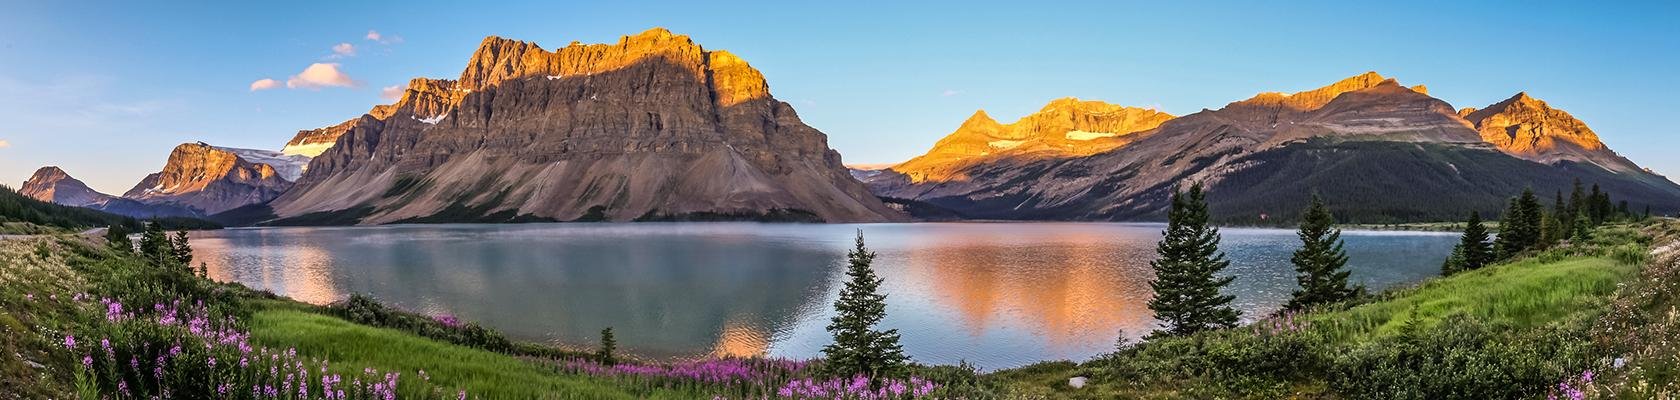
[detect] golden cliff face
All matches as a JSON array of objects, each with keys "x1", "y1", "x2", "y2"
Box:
[
  {"x1": 272, "y1": 27, "x2": 902, "y2": 223},
  {"x1": 122, "y1": 143, "x2": 293, "y2": 215},
  {"x1": 1460, "y1": 92, "x2": 1637, "y2": 171},
  {"x1": 892, "y1": 98, "x2": 1174, "y2": 183}
]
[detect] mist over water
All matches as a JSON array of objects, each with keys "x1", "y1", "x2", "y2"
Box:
[{"x1": 192, "y1": 222, "x2": 1456, "y2": 370}]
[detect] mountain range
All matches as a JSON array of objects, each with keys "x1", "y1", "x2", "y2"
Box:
[
  {"x1": 859, "y1": 72, "x2": 1680, "y2": 223},
  {"x1": 18, "y1": 30, "x2": 1680, "y2": 225}
]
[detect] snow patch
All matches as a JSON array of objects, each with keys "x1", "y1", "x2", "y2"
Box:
[
  {"x1": 413, "y1": 114, "x2": 447, "y2": 124},
  {"x1": 280, "y1": 142, "x2": 335, "y2": 158},
  {"x1": 1065, "y1": 130, "x2": 1118, "y2": 141},
  {"x1": 213, "y1": 146, "x2": 311, "y2": 181},
  {"x1": 988, "y1": 140, "x2": 1025, "y2": 149}
]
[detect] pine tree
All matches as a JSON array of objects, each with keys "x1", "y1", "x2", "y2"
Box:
[
  {"x1": 1457, "y1": 212, "x2": 1494, "y2": 271},
  {"x1": 1554, "y1": 191, "x2": 1572, "y2": 237},
  {"x1": 1496, "y1": 189, "x2": 1543, "y2": 259},
  {"x1": 1285, "y1": 195, "x2": 1357, "y2": 311},
  {"x1": 822, "y1": 231, "x2": 907, "y2": 380},
  {"x1": 1589, "y1": 184, "x2": 1608, "y2": 224},
  {"x1": 171, "y1": 230, "x2": 194, "y2": 268},
  {"x1": 1147, "y1": 183, "x2": 1240, "y2": 336},
  {"x1": 1573, "y1": 212, "x2": 1594, "y2": 242},
  {"x1": 104, "y1": 224, "x2": 133, "y2": 254},
  {"x1": 597, "y1": 327, "x2": 617, "y2": 365},
  {"x1": 1568, "y1": 179, "x2": 1585, "y2": 221},
  {"x1": 1441, "y1": 244, "x2": 1467, "y2": 276},
  {"x1": 1617, "y1": 200, "x2": 1630, "y2": 220},
  {"x1": 1644, "y1": 205, "x2": 1653, "y2": 221},
  {"x1": 138, "y1": 221, "x2": 176, "y2": 268}
]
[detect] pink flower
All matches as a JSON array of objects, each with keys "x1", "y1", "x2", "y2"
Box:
[{"x1": 63, "y1": 335, "x2": 75, "y2": 349}]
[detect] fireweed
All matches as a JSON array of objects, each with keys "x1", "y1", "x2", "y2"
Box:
[{"x1": 40, "y1": 292, "x2": 471, "y2": 399}]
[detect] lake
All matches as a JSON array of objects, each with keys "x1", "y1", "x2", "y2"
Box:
[{"x1": 191, "y1": 222, "x2": 1457, "y2": 370}]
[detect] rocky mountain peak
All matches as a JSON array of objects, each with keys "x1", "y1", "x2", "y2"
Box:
[
  {"x1": 19, "y1": 166, "x2": 102, "y2": 206},
  {"x1": 122, "y1": 142, "x2": 293, "y2": 215},
  {"x1": 1460, "y1": 92, "x2": 1634, "y2": 171},
  {"x1": 1242, "y1": 71, "x2": 1394, "y2": 111},
  {"x1": 889, "y1": 98, "x2": 1174, "y2": 183}
]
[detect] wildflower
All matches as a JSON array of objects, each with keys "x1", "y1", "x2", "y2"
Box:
[
  {"x1": 81, "y1": 355, "x2": 92, "y2": 369},
  {"x1": 63, "y1": 335, "x2": 75, "y2": 349}
]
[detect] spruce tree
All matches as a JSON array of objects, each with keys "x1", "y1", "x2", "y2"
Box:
[
  {"x1": 1147, "y1": 183, "x2": 1240, "y2": 336},
  {"x1": 1441, "y1": 244, "x2": 1467, "y2": 276},
  {"x1": 1568, "y1": 179, "x2": 1585, "y2": 220},
  {"x1": 104, "y1": 224, "x2": 133, "y2": 254},
  {"x1": 1456, "y1": 212, "x2": 1494, "y2": 271},
  {"x1": 171, "y1": 230, "x2": 193, "y2": 268},
  {"x1": 1495, "y1": 198, "x2": 1527, "y2": 259},
  {"x1": 1572, "y1": 212, "x2": 1594, "y2": 242},
  {"x1": 597, "y1": 327, "x2": 618, "y2": 365},
  {"x1": 1644, "y1": 205, "x2": 1653, "y2": 221},
  {"x1": 822, "y1": 231, "x2": 907, "y2": 380},
  {"x1": 1285, "y1": 195, "x2": 1357, "y2": 311},
  {"x1": 138, "y1": 221, "x2": 176, "y2": 268}
]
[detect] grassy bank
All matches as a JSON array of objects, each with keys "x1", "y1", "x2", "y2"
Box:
[{"x1": 2, "y1": 220, "x2": 1675, "y2": 399}]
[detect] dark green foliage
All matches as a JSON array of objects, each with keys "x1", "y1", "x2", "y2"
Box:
[
  {"x1": 1495, "y1": 189, "x2": 1544, "y2": 259},
  {"x1": 330, "y1": 294, "x2": 515, "y2": 353},
  {"x1": 170, "y1": 230, "x2": 193, "y2": 268},
  {"x1": 633, "y1": 208, "x2": 824, "y2": 223},
  {"x1": 262, "y1": 206, "x2": 376, "y2": 226},
  {"x1": 1198, "y1": 141, "x2": 1680, "y2": 224},
  {"x1": 1148, "y1": 183, "x2": 1240, "y2": 336},
  {"x1": 0, "y1": 185, "x2": 139, "y2": 230},
  {"x1": 821, "y1": 231, "x2": 908, "y2": 380},
  {"x1": 103, "y1": 224, "x2": 132, "y2": 254},
  {"x1": 137, "y1": 222, "x2": 179, "y2": 269},
  {"x1": 597, "y1": 327, "x2": 618, "y2": 365},
  {"x1": 1284, "y1": 195, "x2": 1358, "y2": 311},
  {"x1": 1328, "y1": 316, "x2": 1592, "y2": 399},
  {"x1": 1444, "y1": 212, "x2": 1495, "y2": 275}
]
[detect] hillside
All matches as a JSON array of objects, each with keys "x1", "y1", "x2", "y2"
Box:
[
  {"x1": 862, "y1": 72, "x2": 1680, "y2": 222},
  {"x1": 262, "y1": 28, "x2": 902, "y2": 225}
]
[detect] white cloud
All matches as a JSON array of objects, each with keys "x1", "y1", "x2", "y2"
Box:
[
  {"x1": 285, "y1": 63, "x2": 357, "y2": 89},
  {"x1": 0, "y1": 139, "x2": 10, "y2": 149},
  {"x1": 331, "y1": 43, "x2": 356, "y2": 57},
  {"x1": 365, "y1": 30, "x2": 403, "y2": 44},
  {"x1": 941, "y1": 89, "x2": 963, "y2": 97},
  {"x1": 249, "y1": 78, "x2": 280, "y2": 91},
  {"x1": 379, "y1": 84, "x2": 406, "y2": 101}
]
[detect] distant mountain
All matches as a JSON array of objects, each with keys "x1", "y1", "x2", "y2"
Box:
[
  {"x1": 262, "y1": 28, "x2": 901, "y2": 224},
  {"x1": 123, "y1": 142, "x2": 293, "y2": 215},
  {"x1": 891, "y1": 98, "x2": 1173, "y2": 184},
  {"x1": 18, "y1": 166, "x2": 201, "y2": 219},
  {"x1": 861, "y1": 72, "x2": 1680, "y2": 222}
]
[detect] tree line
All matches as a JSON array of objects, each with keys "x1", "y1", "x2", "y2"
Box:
[{"x1": 1442, "y1": 179, "x2": 1646, "y2": 275}]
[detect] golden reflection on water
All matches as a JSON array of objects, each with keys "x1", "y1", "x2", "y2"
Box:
[
  {"x1": 896, "y1": 226, "x2": 1156, "y2": 353},
  {"x1": 200, "y1": 233, "x2": 341, "y2": 305},
  {"x1": 710, "y1": 318, "x2": 771, "y2": 358}
]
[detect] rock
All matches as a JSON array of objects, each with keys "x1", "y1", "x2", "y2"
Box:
[
  {"x1": 18, "y1": 166, "x2": 201, "y2": 218},
  {"x1": 863, "y1": 72, "x2": 1680, "y2": 220},
  {"x1": 890, "y1": 98, "x2": 1173, "y2": 184},
  {"x1": 1461, "y1": 92, "x2": 1640, "y2": 172},
  {"x1": 268, "y1": 28, "x2": 902, "y2": 224},
  {"x1": 122, "y1": 142, "x2": 294, "y2": 215}
]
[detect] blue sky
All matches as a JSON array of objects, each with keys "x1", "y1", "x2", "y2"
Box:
[{"x1": 1, "y1": 1, "x2": 1677, "y2": 193}]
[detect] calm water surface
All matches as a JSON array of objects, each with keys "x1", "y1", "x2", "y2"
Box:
[{"x1": 192, "y1": 222, "x2": 1456, "y2": 370}]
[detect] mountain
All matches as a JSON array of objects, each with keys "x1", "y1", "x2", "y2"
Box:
[
  {"x1": 862, "y1": 72, "x2": 1680, "y2": 222},
  {"x1": 262, "y1": 28, "x2": 900, "y2": 224},
  {"x1": 17, "y1": 166, "x2": 201, "y2": 218},
  {"x1": 123, "y1": 142, "x2": 293, "y2": 215},
  {"x1": 1459, "y1": 92, "x2": 1641, "y2": 172},
  {"x1": 891, "y1": 98, "x2": 1173, "y2": 184}
]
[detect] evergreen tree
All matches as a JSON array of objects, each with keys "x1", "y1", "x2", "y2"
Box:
[
  {"x1": 1644, "y1": 205, "x2": 1653, "y2": 221},
  {"x1": 104, "y1": 224, "x2": 133, "y2": 254},
  {"x1": 1617, "y1": 200, "x2": 1630, "y2": 220},
  {"x1": 1572, "y1": 212, "x2": 1594, "y2": 242},
  {"x1": 1441, "y1": 244, "x2": 1467, "y2": 276},
  {"x1": 1495, "y1": 189, "x2": 1543, "y2": 259},
  {"x1": 1147, "y1": 183, "x2": 1240, "y2": 336},
  {"x1": 138, "y1": 221, "x2": 177, "y2": 268},
  {"x1": 1456, "y1": 212, "x2": 1494, "y2": 272},
  {"x1": 1589, "y1": 184, "x2": 1608, "y2": 224},
  {"x1": 1553, "y1": 191, "x2": 1572, "y2": 242},
  {"x1": 1284, "y1": 195, "x2": 1357, "y2": 311},
  {"x1": 1568, "y1": 179, "x2": 1585, "y2": 220},
  {"x1": 822, "y1": 231, "x2": 907, "y2": 380},
  {"x1": 597, "y1": 327, "x2": 617, "y2": 365},
  {"x1": 171, "y1": 230, "x2": 194, "y2": 268}
]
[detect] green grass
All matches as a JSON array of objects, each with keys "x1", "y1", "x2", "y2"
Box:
[
  {"x1": 247, "y1": 306, "x2": 693, "y2": 399},
  {"x1": 1316, "y1": 256, "x2": 1634, "y2": 343}
]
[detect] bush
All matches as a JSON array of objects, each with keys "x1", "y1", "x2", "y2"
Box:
[
  {"x1": 330, "y1": 294, "x2": 514, "y2": 353},
  {"x1": 1328, "y1": 315, "x2": 1592, "y2": 399}
]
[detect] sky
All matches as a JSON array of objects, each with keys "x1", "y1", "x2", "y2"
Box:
[{"x1": 1, "y1": 1, "x2": 1677, "y2": 194}]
